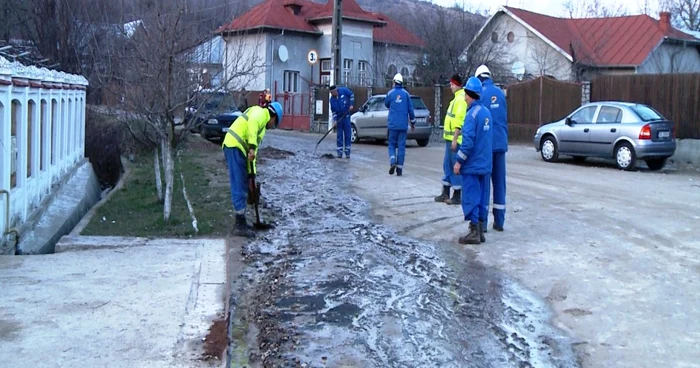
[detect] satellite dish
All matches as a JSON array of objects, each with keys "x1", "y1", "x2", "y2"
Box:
[
  {"x1": 511, "y1": 61, "x2": 525, "y2": 81},
  {"x1": 278, "y1": 45, "x2": 289, "y2": 62}
]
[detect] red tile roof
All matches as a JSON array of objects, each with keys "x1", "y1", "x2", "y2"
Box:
[
  {"x1": 504, "y1": 6, "x2": 698, "y2": 67},
  {"x1": 217, "y1": 0, "x2": 424, "y2": 48}
]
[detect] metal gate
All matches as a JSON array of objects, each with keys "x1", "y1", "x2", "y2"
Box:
[{"x1": 275, "y1": 92, "x2": 311, "y2": 131}]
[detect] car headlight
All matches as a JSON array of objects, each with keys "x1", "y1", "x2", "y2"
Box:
[{"x1": 207, "y1": 118, "x2": 218, "y2": 125}]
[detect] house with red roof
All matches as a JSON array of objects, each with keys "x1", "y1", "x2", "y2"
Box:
[
  {"x1": 465, "y1": 6, "x2": 700, "y2": 82},
  {"x1": 216, "y1": 0, "x2": 424, "y2": 93}
]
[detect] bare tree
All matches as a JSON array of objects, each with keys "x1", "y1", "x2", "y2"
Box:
[
  {"x1": 83, "y1": 0, "x2": 264, "y2": 222},
  {"x1": 530, "y1": 41, "x2": 567, "y2": 78},
  {"x1": 662, "y1": 0, "x2": 700, "y2": 31},
  {"x1": 648, "y1": 41, "x2": 697, "y2": 72},
  {"x1": 563, "y1": 0, "x2": 628, "y2": 18}
]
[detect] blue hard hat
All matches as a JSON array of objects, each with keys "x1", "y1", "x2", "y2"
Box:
[
  {"x1": 463, "y1": 76, "x2": 482, "y2": 95},
  {"x1": 269, "y1": 101, "x2": 283, "y2": 127}
]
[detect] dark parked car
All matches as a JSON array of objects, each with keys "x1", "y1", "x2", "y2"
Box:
[{"x1": 185, "y1": 90, "x2": 242, "y2": 140}]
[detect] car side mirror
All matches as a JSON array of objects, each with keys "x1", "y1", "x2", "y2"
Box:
[
  {"x1": 565, "y1": 117, "x2": 573, "y2": 126},
  {"x1": 360, "y1": 105, "x2": 367, "y2": 112}
]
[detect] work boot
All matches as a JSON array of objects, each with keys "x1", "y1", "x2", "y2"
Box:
[
  {"x1": 444, "y1": 189, "x2": 461, "y2": 205},
  {"x1": 233, "y1": 215, "x2": 255, "y2": 238},
  {"x1": 479, "y1": 221, "x2": 486, "y2": 243},
  {"x1": 458, "y1": 222, "x2": 481, "y2": 245},
  {"x1": 337, "y1": 151, "x2": 343, "y2": 158},
  {"x1": 389, "y1": 164, "x2": 396, "y2": 175},
  {"x1": 434, "y1": 186, "x2": 450, "y2": 202},
  {"x1": 396, "y1": 168, "x2": 403, "y2": 176},
  {"x1": 493, "y1": 224, "x2": 504, "y2": 232}
]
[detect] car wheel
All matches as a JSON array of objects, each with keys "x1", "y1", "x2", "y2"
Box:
[
  {"x1": 540, "y1": 135, "x2": 559, "y2": 162},
  {"x1": 572, "y1": 156, "x2": 586, "y2": 163},
  {"x1": 416, "y1": 138, "x2": 429, "y2": 147},
  {"x1": 351, "y1": 124, "x2": 358, "y2": 143},
  {"x1": 645, "y1": 158, "x2": 667, "y2": 171},
  {"x1": 615, "y1": 142, "x2": 637, "y2": 171}
]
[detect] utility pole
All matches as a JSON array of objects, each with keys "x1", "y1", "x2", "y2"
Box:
[{"x1": 331, "y1": 0, "x2": 342, "y2": 86}]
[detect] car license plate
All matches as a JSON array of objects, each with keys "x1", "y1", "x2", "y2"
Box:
[
  {"x1": 659, "y1": 131, "x2": 670, "y2": 138},
  {"x1": 222, "y1": 127, "x2": 228, "y2": 132}
]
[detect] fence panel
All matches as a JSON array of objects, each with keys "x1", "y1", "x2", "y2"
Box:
[
  {"x1": 591, "y1": 74, "x2": 700, "y2": 139},
  {"x1": 506, "y1": 77, "x2": 582, "y2": 142},
  {"x1": 275, "y1": 92, "x2": 311, "y2": 131}
]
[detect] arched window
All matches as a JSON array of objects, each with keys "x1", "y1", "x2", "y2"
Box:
[
  {"x1": 28, "y1": 100, "x2": 37, "y2": 178},
  {"x1": 10, "y1": 100, "x2": 22, "y2": 188},
  {"x1": 387, "y1": 64, "x2": 398, "y2": 78},
  {"x1": 51, "y1": 99, "x2": 58, "y2": 165},
  {"x1": 41, "y1": 100, "x2": 48, "y2": 171}
]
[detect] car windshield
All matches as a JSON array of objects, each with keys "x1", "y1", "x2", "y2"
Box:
[
  {"x1": 630, "y1": 104, "x2": 664, "y2": 122},
  {"x1": 202, "y1": 93, "x2": 237, "y2": 111},
  {"x1": 411, "y1": 97, "x2": 428, "y2": 110}
]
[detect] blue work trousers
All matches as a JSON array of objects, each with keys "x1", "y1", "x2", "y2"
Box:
[
  {"x1": 441, "y1": 141, "x2": 462, "y2": 190},
  {"x1": 461, "y1": 174, "x2": 490, "y2": 225},
  {"x1": 336, "y1": 117, "x2": 352, "y2": 156},
  {"x1": 388, "y1": 129, "x2": 407, "y2": 168},
  {"x1": 224, "y1": 147, "x2": 248, "y2": 215},
  {"x1": 483, "y1": 152, "x2": 506, "y2": 228}
]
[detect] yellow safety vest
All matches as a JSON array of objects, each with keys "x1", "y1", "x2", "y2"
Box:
[
  {"x1": 222, "y1": 106, "x2": 270, "y2": 174},
  {"x1": 443, "y1": 89, "x2": 468, "y2": 144}
]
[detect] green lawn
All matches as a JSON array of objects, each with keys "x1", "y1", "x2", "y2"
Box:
[{"x1": 81, "y1": 137, "x2": 234, "y2": 237}]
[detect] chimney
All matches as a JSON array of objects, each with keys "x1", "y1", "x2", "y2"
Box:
[{"x1": 659, "y1": 11, "x2": 671, "y2": 33}]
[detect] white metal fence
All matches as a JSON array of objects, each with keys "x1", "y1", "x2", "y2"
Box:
[{"x1": 0, "y1": 56, "x2": 88, "y2": 238}]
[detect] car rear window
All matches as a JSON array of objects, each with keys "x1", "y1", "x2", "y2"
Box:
[
  {"x1": 631, "y1": 104, "x2": 665, "y2": 122},
  {"x1": 411, "y1": 97, "x2": 428, "y2": 110}
]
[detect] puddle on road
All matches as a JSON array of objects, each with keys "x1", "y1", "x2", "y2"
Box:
[{"x1": 229, "y1": 139, "x2": 579, "y2": 368}]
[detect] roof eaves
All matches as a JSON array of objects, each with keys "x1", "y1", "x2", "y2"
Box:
[
  {"x1": 219, "y1": 26, "x2": 322, "y2": 36},
  {"x1": 374, "y1": 40, "x2": 423, "y2": 48},
  {"x1": 503, "y1": 7, "x2": 574, "y2": 62},
  {"x1": 307, "y1": 15, "x2": 385, "y2": 25},
  {"x1": 663, "y1": 36, "x2": 700, "y2": 45}
]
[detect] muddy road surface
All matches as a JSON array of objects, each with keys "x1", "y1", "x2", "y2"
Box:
[{"x1": 226, "y1": 138, "x2": 578, "y2": 368}]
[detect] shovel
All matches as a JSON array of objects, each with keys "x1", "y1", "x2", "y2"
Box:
[
  {"x1": 314, "y1": 111, "x2": 349, "y2": 154},
  {"x1": 248, "y1": 160, "x2": 274, "y2": 230}
]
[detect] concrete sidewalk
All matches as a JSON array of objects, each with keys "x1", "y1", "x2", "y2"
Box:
[{"x1": 0, "y1": 236, "x2": 227, "y2": 368}]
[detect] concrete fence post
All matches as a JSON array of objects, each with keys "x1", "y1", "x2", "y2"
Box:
[
  {"x1": 581, "y1": 81, "x2": 591, "y2": 104},
  {"x1": 434, "y1": 84, "x2": 442, "y2": 127}
]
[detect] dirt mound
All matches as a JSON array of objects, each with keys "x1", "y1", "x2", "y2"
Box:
[
  {"x1": 320, "y1": 153, "x2": 335, "y2": 159},
  {"x1": 259, "y1": 147, "x2": 296, "y2": 160}
]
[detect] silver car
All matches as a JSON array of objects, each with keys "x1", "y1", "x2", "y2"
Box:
[
  {"x1": 534, "y1": 101, "x2": 676, "y2": 171},
  {"x1": 350, "y1": 94, "x2": 432, "y2": 147}
]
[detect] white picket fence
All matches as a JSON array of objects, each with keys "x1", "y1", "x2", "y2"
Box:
[{"x1": 0, "y1": 56, "x2": 88, "y2": 238}]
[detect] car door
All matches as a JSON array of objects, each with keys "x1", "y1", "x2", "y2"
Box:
[
  {"x1": 354, "y1": 97, "x2": 379, "y2": 138},
  {"x1": 559, "y1": 105, "x2": 598, "y2": 154},
  {"x1": 366, "y1": 96, "x2": 389, "y2": 138},
  {"x1": 590, "y1": 105, "x2": 622, "y2": 157}
]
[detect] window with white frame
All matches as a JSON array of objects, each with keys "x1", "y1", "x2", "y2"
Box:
[
  {"x1": 283, "y1": 70, "x2": 300, "y2": 92},
  {"x1": 321, "y1": 60, "x2": 331, "y2": 72},
  {"x1": 343, "y1": 59, "x2": 352, "y2": 85},
  {"x1": 321, "y1": 75, "x2": 331, "y2": 86},
  {"x1": 358, "y1": 61, "x2": 369, "y2": 86}
]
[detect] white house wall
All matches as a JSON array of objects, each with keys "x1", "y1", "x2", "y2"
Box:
[
  {"x1": 638, "y1": 42, "x2": 700, "y2": 74},
  {"x1": 374, "y1": 44, "x2": 420, "y2": 83},
  {"x1": 267, "y1": 32, "x2": 321, "y2": 93},
  {"x1": 224, "y1": 33, "x2": 268, "y2": 91}
]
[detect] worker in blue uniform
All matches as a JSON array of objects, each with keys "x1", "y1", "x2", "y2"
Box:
[
  {"x1": 475, "y1": 65, "x2": 508, "y2": 232},
  {"x1": 384, "y1": 73, "x2": 416, "y2": 176},
  {"x1": 329, "y1": 85, "x2": 355, "y2": 158},
  {"x1": 454, "y1": 77, "x2": 492, "y2": 245}
]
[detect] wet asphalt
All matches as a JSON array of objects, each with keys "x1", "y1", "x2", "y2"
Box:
[{"x1": 227, "y1": 134, "x2": 580, "y2": 368}]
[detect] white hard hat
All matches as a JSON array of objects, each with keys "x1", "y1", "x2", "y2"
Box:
[
  {"x1": 475, "y1": 65, "x2": 491, "y2": 78},
  {"x1": 393, "y1": 73, "x2": 403, "y2": 84}
]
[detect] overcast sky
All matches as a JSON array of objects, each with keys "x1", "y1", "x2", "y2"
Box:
[{"x1": 429, "y1": 0, "x2": 663, "y2": 18}]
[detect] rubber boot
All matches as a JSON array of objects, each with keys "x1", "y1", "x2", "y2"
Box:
[
  {"x1": 458, "y1": 222, "x2": 481, "y2": 245},
  {"x1": 234, "y1": 214, "x2": 255, "y2": 238},
  {"x1": 389, "y1": 164, "x2": 396, "y2": 175},
  {"x1": 444, "y1": 189, "x2": 461, "y2": 205},
  {"x1": 434, "y1": 186, "x2": 450, "y2": 202},
  {"x1": 493, "y1": 224, "x2": 504, "y2": 232},
  {"x1": 479, "y1": 221, "x2": 486, "y2": 243},
  {"x1": 396, "y1": 168, "x2": 403, "y2": 176}
]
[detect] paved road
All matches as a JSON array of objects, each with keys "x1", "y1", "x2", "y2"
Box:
[{"x1": 269, "y1": 130, "x2": 700, "y2": 368}]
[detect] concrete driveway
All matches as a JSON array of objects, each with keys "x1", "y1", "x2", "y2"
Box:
[{"x1": 276, "y1": 130, "x2": 700, "y2": 368}]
